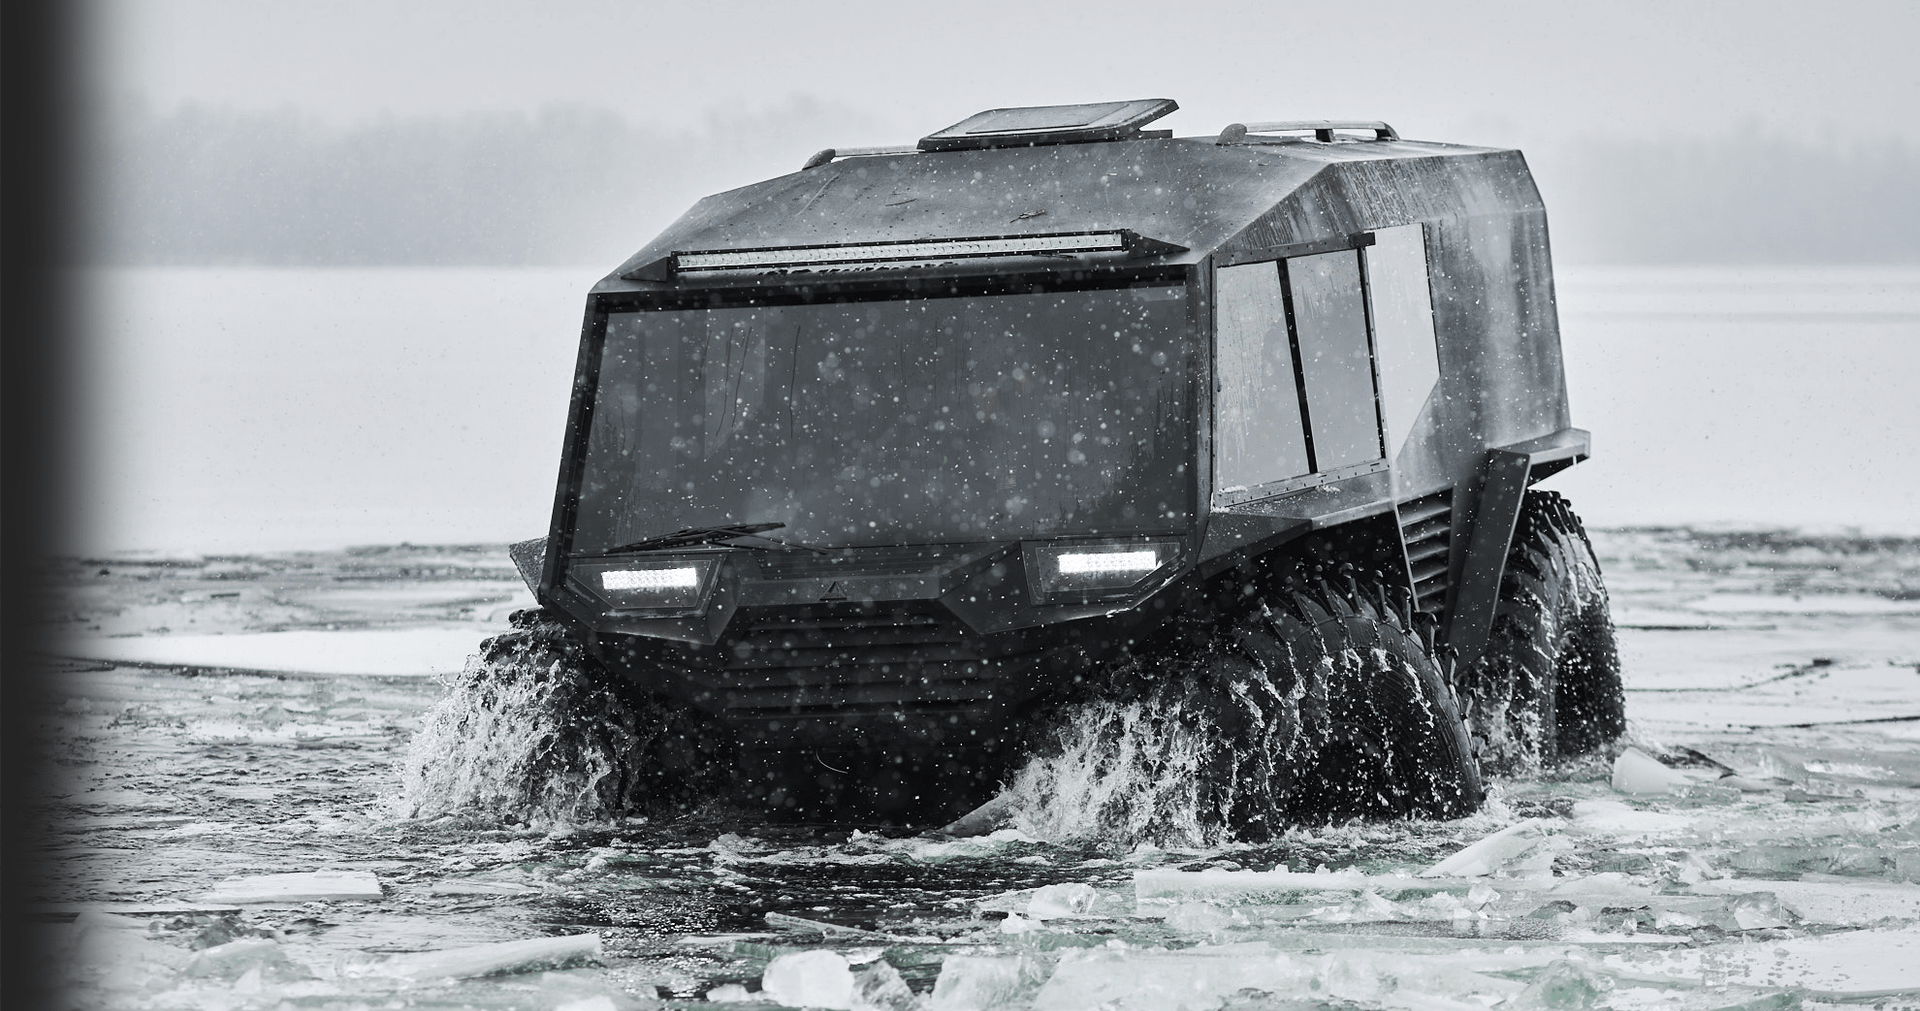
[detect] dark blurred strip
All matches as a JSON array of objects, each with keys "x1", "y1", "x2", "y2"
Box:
[{"x1": 2, "y1": 0, "x2": 81, "y2": 1003}]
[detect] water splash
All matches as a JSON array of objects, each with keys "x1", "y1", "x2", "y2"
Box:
[
  {"x1": 399, "y1": 612, "x2": 697, "y2": 825},
  {"x1": 1001, "y1": 687, "x2": 1227, "y2": 849},
  {"x1": 999, "y1": 590, "x2": 1481, "y2": 847}
]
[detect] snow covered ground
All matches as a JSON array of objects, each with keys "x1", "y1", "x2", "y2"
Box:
[{"x1": 32, "y1": 528, "x2": 1920, "y2": 1009}]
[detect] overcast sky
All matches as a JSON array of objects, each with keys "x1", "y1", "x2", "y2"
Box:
[{"x1": 89, "y1": 0, "x2": 1920, "y2": 152}]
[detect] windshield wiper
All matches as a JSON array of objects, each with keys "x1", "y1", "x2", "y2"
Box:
[{"x1": 599, "y1": 523, "x2": 826, "y2": 555}]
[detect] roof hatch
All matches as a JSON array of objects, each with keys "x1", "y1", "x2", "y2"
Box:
[{"x1": 918, "y1": 99, "x2": 1177, "y2": 152}]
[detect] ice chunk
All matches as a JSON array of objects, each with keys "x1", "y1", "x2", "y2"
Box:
[
  {"x1": 180, "y1": 938, "x2": 293, "y2": 980},
  {"x1": 1605, "y1": 923, "x2": 1920, "y2": 994},
  {"x1": 1610, "y1": 748, "x2": 1694, "y2": 795},
  {"x1": 200, "y1": 870, "x2": 383, "y2": 904},
  {"x1": 1032, "y1": 944, "x2": 1524, "y2": 1011},
  {"x1": 376, "y1": 934, "x2": 602, "y2": 980},
  {"x1": 938, "y1": 794, "x2": 1014, "y2": 837},
  {"x1": 1027, "y1": 882, "x2": 1098, "y2": 919},
  {"x1": 68, "y1": 911, "x2": 189, "y2": 985},
  {"x1": 929, "y1": 955, "x2": 1029, "y2": 1011},
  {"x1": 1420, "y1": 819, "x2": 1565, "y2": 878},
  {"x1": 1134, "y1": 867, "x2": 1375, "y2": 909},
  {"x1": 64, "y1": 628, "x2": 478, "y2": 677},
  {"x1": 1726, "y1": 891, "x2": 1794, "y2": 930},
  {"x1": 766, "y1": 910, "x2": 889, "y2": 940},
  {"x1": 761, "y1": 949, "x2": 855, "y2": 1010},
  {"x1": 1164, "y1": 901, "x2": 1240, "y2": 934},
  {"x1": 1568, "y1": 799, "x2": 1693, "y2": 838},
  {"x1": 852, "y1": 958, "x2": 917, "y2": 1011},
  {"x1": 998, "y1": 912, "x2": 1035, "y2": 934},
  {"x1": 1691, "y1": 878, "x2": 1920, "y2": 925},
  {"x1": 553, "y1": 998, "x2": 617, "y2": 1011},
  {"x1": 705, "y1": 983, "x2": 752, "y2": 1002},
  {"x1": 1505, "y1": 957, "x2": 1612, "y2": 1010},
  {"x1": 428, "y1": 878, "x2": 540, "y2": 895}
]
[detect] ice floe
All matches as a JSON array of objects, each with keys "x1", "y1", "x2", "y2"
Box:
[
  {"x1": 199, "y1": 870, "x2": 384, "y2": 904},
  {"x1": 61, "y1": 628, "x2": 478, "y2": 676}
]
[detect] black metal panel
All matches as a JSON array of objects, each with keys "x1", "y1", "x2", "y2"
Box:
[
  {"x1": 595, "y1": 140, "x2": 1490, "y2": 293},
  {"x1": 546, "y1": 113, "x2": 1587, "y2": 748}
]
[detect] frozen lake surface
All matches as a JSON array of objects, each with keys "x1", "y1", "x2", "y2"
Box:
[
  {"x1": 70, "y1": 265, "x2": 1920, "y2": 556},
  {"x1": 36, "y1": 529, "x2": 1920, "y2": 1009}
]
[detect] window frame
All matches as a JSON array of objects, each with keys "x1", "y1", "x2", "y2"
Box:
[{"x1": 1209, "y1": 233, "x2": 1391, "y2": 508}]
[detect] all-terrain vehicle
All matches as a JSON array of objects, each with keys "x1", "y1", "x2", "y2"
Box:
[{"x1": 489, "y1": 99, "x2": 1624, "y2": 827}]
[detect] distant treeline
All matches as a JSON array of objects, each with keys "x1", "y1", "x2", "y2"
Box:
[
  {"x1": 83, "y1": 98, "x2": 884, "y2": 268},
  {"x1": 84, "y1": 101, "x2": 1920, "y2": 266}
]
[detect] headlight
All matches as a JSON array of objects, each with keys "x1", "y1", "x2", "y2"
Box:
[
  {"x1": 1024, "y1": 540, "x2": 1180, "y2": 601},
  {"x1": 567, "y1": 555, "x2": 721, "y2": 614}
]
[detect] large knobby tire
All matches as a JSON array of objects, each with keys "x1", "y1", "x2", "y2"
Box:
[
  {"x1": 1243, "y1": 586, "x2": 1485, "y2": 826},
  {"x1": 401, "y1": 609, "x2": 726, "y2": 823},
  {"x1": 1469, "y1": 491, "x2": 1625, "y2": 772},
  {"x1": 1023, "y1": 583, "x2": 1483, "y2": 841}
]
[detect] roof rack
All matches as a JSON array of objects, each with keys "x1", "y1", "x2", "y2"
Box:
[{"x1": 1216, "y1": 120, "x2": 1399, "y2": 145}]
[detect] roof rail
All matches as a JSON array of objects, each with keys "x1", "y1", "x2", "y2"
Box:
[
  {"x1": 801, "y1": 145, "x2": 920, "y2": 170},
  {"x1": 1216, "y1": 120, "x2": 1399, "y2": 145}
]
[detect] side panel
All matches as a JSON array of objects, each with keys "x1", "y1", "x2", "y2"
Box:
[{"x1": 1213, "y1": 151, "x2": 1568, "y2": 504}]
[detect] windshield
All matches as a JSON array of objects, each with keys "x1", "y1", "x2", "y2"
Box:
[{"x1": 572, "y1": 283, "x2": 1191, "y2": 552}]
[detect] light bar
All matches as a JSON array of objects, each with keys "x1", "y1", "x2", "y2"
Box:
[
  {"x1": 601, "y1": 567, "x2": 700, "y2": 591},
  {"x1": 1057, "y1": 550, "x2": 1160, "y2": 575},
  {"x1": 674, "y1": 232, "x2": 1131, "y2": 272}
]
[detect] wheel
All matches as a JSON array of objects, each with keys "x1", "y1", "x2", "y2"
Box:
[
  {"x1": 1250, "y1": 585, "x2": 1485, "y2": 827},
  {"x1": 1468, "y1": 491, "x2": 1625, "y2": 771},
  {"x1": 400, "y1": 608, "x2": 725, "y2": 822},
  {"x1": 1008, "y1": 581, "x2": 1482, "y2": 842}
]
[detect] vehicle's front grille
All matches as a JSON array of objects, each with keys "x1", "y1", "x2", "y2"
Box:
[
  {"x1": 749, "y1": 544, "x2": 979, "y2": 581},
  {"x1": 681, "y1": 603, "x2": 1045, "y2": 730},
  {"x1": 1398, "y1": 489, "x2": 1454, "y2": 617}
]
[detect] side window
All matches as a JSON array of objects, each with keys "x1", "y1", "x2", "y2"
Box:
[
  {"x1": 1287, "y1": 249, "x2": 1385, "y2": 470},
  {"x1": 1212, "y1": 246, "x2": 1386, "y2": 503},
  {"x1": 1214, "y1": 262, "x2": 1310, "y2": 491},
  {"x1": 1364, "y1": 223, "x2": 1440, "y2": 461}
]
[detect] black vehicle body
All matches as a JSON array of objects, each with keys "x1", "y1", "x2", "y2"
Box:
[{"x1": 517, "y1": 102, "x2": 1588, "y2": 808}]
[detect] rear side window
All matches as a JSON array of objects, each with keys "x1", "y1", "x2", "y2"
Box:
[{"x1": 1212, "y1": 247, "x2": 1386, "y2": 504}]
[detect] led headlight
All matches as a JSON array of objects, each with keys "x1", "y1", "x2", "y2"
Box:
[
  {"x1": 1025, "y1": 540, "x2": 1179, "y2": 601},
  {"x1": 567, "y1": 555, "x2": 721, "y2": 614}
]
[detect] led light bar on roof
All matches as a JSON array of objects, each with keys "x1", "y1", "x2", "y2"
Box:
[{"x1": 673, "y1": 231, "x2": 1135, "y2": 272}]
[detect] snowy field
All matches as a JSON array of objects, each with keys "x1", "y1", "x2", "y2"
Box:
[{"x1": 35, "y1": 528, "x2": 1920, "y2": 1009}]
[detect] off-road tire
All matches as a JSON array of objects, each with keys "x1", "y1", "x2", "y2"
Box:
[
  {"x1": 1122, "y1": 584, "x2": 1482, "y2": 835},
  {"x1": 1469, "y1": 491, "x2": 1625, "y2": 771},
  {"x1": 1253, "y1": 585, "x2": 1483, "y2": 825},
  {"x1": 402, "y1": 608, "x2": 726, "y2": 822}
]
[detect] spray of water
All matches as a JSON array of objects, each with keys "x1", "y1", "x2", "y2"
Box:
[
  {"x1": 998, "y1": 641, "x2": 1311, "y2": 849},
  {"x1": 1000, "y1": 587, "x2": 1484, "y2": 848},
  {"x1": 399, "y1": 612, "x2": 701, "y2": 825},
  {"x1": 1001, "y1": 689, "x2": 1227, "y2": 849}
]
